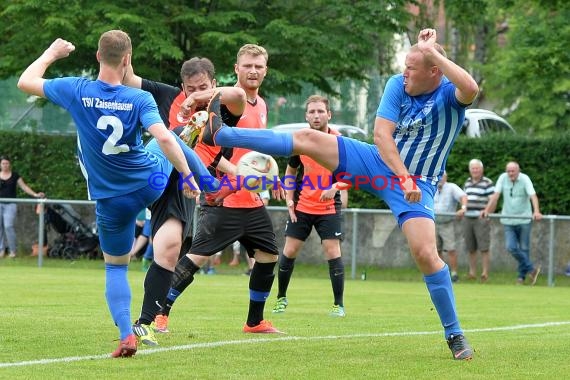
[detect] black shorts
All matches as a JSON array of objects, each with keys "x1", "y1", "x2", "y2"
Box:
[
  {"x1": 191, "y1": 206, "x2": 278, "y2": 256},
  {"x1": 149, "y1": 171, "x2": 195, "y2": 240},
  {"x1": 285, "y1": 210, "x2": 343, "y2": 242}
]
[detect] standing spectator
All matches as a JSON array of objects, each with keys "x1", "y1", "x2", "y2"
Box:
[
  {"x1": 483, "y1": 161, "x2": 542, "y2": 285},
  {"x1": 200, "y1": 28, "x2": 479, "y2": 360},
  {"x1": 272, "y1": 95, "x2": 348, "y2": 317},
  {"x1": 0, "y1": 155, "x2": 44, "y2": 258},
  {"x1": 229, "y1": 240, "x2": 244, "y2": 266},
  {"x1": 434, "y1": 171, "x2": 467, "y2": 283},
  {"x1": 463, "y1": 159, "x2": 494, "y2": 282},
  {"x1": 229, "y1": 240, "x2": 256, "y2": 275}
]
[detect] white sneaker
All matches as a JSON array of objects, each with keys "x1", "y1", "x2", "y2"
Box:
[{"x1": 8, "y1": 252, "x2": 16, "y2": 258}]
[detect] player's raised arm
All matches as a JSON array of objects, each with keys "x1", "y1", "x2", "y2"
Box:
[
  {"x1": 417, "y1": 28, "x2": 479, "y2": 105},
  {"x1": 18, "y1": 38, "x2": 76, "y2": 97}
]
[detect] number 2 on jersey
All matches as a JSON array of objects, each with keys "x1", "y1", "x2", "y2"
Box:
[{"x1": 97, "y1": 115, "x2": 130, "y2": 155}]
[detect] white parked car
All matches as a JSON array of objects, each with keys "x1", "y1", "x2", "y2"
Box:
[
  {"x1": 272, "y1": 123, "x2": 368, "y2": 140},
  {"x1": 272, "y1": 109, "x2": 513, "y2": 140},
  {"x1": 463, "y1": 109, "x2": 515, "y2": 137}
]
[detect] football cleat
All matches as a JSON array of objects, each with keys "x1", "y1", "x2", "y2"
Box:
[{"x1": 111, "y1": 334, "x2": 137, "y2": 358}]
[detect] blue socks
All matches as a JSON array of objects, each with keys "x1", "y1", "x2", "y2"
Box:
[
  {"x1": 424, "y1": 264, "x2": 462, "y2": 338},
  {"x1": 105, "y1": 263, "x2": 132, "y2": 340},
  {"x1": 145, "y1": 133, "x2": 219, "y2": 192},
  {"x1": 173, "y1": 134, "x2": 218, "y2": 192},
  {"x1": 216, "y1": 128, "x2": 293, "y2": 157}
]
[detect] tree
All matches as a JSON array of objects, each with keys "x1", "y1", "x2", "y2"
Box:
[
  {"x1": 409, "y1": 0, "x2": 569, "y2": 135},
  {"x1": 0, "y1": 0, "x2": 411, "y2": 96},
  {"x1": 482, "y1": 1, "x2": 570, "y2": 134}
]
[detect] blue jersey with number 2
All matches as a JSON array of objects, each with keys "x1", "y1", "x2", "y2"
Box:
[{"x1": 44, "y1": 77, "x2": 163, "y2": 199}]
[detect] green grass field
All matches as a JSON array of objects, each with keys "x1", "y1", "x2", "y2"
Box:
[{"x1": 1, "y1": 257, "x2": 570, "y2": 379}]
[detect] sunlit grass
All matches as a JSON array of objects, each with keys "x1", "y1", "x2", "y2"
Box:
[{"x1": 1, "y1": 258, "x2": 570, "y2": 379}]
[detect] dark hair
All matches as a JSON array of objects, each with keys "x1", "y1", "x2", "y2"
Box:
[
  {"x1": 180, "y1": 57, "x2": 215, "y2": 82},
  {"x1": 0, "y1": 155, "x2": 10, "y2": 162}
]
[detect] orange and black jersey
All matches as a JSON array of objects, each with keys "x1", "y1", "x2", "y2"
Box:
[
  {"x1": 288, "y1": 128, "x2": 342, "y2": 215},
  {"x1": 192, "y1": 102, "x2": 239, "y2": 177},
  {"x1": 141, "y1": 79, "x2": 182, "y2": 129},
  {"x1": 222, "y1": 96, "x2": 269, "y2": 209},
  {"x1": 141, "y1": 79, "x2": 239, "y2": 175}
]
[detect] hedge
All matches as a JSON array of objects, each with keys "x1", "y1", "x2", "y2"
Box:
[
  {"x1": 2, "y1": 131, "x2": 568, "y2": 215},
  {"x1": 0, "y1": 132, "x2": 86, "y2": 199},
  {"x1": 275, "y1": 132, "x2": 570, "y2": 214}
]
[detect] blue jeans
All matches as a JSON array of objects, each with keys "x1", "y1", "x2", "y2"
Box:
[
  {"x1": 0, "y1": 203, "x2": 18, "y2": 254},
  {"x1": 503, "y1": 223, "x2": 534, "y2": 279}
]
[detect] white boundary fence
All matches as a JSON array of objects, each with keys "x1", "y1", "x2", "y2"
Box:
[{"x1": 2, "y1": 198, "x2": 569, "y2": 287}]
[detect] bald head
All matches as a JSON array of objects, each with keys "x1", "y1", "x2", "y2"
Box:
[{"x1": 506, "y1": 161, "x2": 520, "y2": 181}]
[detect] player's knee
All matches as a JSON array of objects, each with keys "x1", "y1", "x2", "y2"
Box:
[
  {"x1": 410, "y1": 244, "x2": 437, "y2": 262},
  {"x1": 189, "y1": 254, "x2": 208, "y2": 267},
  {"x1": 292, "y1": 129, "x2": 318, "y2": 150},
  {"x1": 254, "y1": 250, "x2": 278, "y2": 263}
]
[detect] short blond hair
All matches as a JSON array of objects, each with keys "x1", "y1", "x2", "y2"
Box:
[
  {"x1": 236, "y1": 44, "x2": 268, "y2": 64},
  {"x1": 409, "y1": 43, "x2": 447, "y2": 66},
  {"x1": 98, "y1": 30, "x2": 131, "y2": 66},
  {"x1": 305, "y1": 95, "x2": 330, "y2": 112}
]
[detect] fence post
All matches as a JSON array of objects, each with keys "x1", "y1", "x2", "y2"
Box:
[
  {"x1": 350, "y1": 210, "x2": 358, "y2": 280},
  {"x1": 548, "y1": 217, "x2": 555, "y2": 287},
  {"x1": 37, "y1": 199, "x2": 45, "y2": 268}
]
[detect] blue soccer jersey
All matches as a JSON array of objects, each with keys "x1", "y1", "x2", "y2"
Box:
[
  {"x1": 377, "y1": 74, "x2": 466, "y2": 184},
  {"x1": 43, "y1": 78, "x2": 164, "y2": 199}
]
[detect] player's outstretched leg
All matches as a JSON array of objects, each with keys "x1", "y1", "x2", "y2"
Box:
[
  {"x1": 201, "y1": 91, "x2": 223, "y2": 146},
  {"x1": 201, "y1": 92, "x2": 293, "y2": 157}
]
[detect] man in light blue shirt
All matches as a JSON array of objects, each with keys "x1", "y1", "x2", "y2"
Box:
[{"x1": 484, "y1": 161, "x2": 542, "y2": 285}]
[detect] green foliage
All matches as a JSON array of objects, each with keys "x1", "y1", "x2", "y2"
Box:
[
  {"x1": 413, "y1": 0, "x2": 569, "y2": 135},
  {"x1": 0, "y1": 0, "x2": 410, "y2": 95},
  {"x1": 4, "y1": 131, "x2": 566, "y2": 214},
  {"x1": 483, "y1": 2, "x2": 570, "y2": 134},
  {"x1": 2, "y1": 264, "x2": 570, "y2": 378},
  {"x1": 447, "y1": 133, "x2": 570, "y2": 215},
  {"x1": 0, "y1": 131, "x2": 87, "y2": 199}
]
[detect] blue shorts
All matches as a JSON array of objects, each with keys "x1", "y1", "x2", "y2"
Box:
[
  {"x1": 145, "y1": 137, "x2": 175, "y2": 176},
  {"x1": 333, "y1": 136, "x2": 436, "y2": 227},
  {"x1": 96, "y1": 185, "x2": 163, "y2": 256},
  {"x1": 95, "y1": 146, "x2": 172, "y2": 256}
]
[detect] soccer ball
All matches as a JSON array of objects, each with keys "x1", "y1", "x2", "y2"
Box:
[
  {"x1": 236, "y1": 151, "x2": 280, "y2": 193},
  {"x1": 179, "y1": 110, "x2": 208, "y2": 148}
]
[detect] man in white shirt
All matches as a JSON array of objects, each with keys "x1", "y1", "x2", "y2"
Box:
[{"x1": 434, "y1": 172, "x2": 467, "y2": 282}]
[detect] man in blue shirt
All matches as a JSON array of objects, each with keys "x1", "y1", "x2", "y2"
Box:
[
  {"x1": 199, "y1": 28, "x2": 479, "y2": 360},
  {"x1": 17, "y1": 30, "x2": 219, "y2": 358}
]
